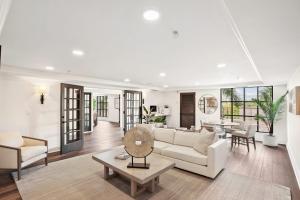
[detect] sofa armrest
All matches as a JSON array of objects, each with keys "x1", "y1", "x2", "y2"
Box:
[
  {"x1": 0, "y1": 145, "x2": 21, "y2": 169},
  {"x1": 22, "y1": 136, "x2": 48, "y2": 149},
  {"x1": 207, "y1": 139, "x2": 228, "y2": 178}
]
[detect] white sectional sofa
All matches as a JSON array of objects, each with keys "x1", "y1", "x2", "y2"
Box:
[{"x1": 137, "y1": 124, "x2": 228, "y2": 179}]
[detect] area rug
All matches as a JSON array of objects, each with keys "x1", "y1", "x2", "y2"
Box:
[{"x1": 13, "y1": 154, "x2": 291, "y2": 200}]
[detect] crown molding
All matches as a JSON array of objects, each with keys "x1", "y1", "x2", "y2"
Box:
[{"x1": 0, "y1": 65, "x2": 162, "y2": 91}]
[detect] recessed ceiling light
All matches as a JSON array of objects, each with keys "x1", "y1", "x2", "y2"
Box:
[
  {"x1": 163, "y1": 85, "x2": 168, "y2": 88},
  {"x1": 195, "y1": 82, "x2": 200, "y2": 86},
  {"x1": 143, "y1": 10, "x2": 160, "y2": 21},
  {"x1": 45, "y1": 66, "x2": 54, "y2": 71},
  {"x1": 159, "y1": 72, "x2": 166, "y2": 77},
  {"x1": 124, "y1": 78, "x2": 130, "y2": 82},
  {"x1": 72, "y1": 49, "x2": 85, "y2": 56},
  {"x1": 217, "y1": 63, "x2": 226, "y2": 68}
]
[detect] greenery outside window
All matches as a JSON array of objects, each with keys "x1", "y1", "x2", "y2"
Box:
[{"x1": 220, "y1": 86, "x2": 273, "y2": 133}]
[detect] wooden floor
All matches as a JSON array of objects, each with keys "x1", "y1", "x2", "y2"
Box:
[{"x1": 0, "y1": 121, "x2": 299, "y2": 200}]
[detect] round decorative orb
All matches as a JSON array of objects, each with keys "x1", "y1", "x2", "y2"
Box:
[{"x1": 123, "y1": 127, "x2": 154, "y2": 158}]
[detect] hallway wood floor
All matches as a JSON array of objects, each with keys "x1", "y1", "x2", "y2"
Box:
[{"x1": 0, "y1": 122, "x2": 299, "y2": 199}]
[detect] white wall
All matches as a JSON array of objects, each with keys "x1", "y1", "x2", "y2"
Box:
[
  {"x1": 0, "y1": 73, "x2": 60, "y2": 151},
  {"x1": 287, "y1": 66, "x2": 300, "y2": 188}
]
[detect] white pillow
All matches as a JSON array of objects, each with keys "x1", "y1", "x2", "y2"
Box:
[
  {"x1": 173, "y1": 131, "x2": 198, "y2": 147},
  {"x1": 193, "y1": 131, "x2": 215, "y2": 155},
  {"x1": 153, "y1": 128, "x2": 175, "y2": 144},
  {"x1": 0, "y1": 132, "x2": 24, "y2": 148},
  {"x1": 200, "y1": 128, "x2": 219, "y2": 143}
]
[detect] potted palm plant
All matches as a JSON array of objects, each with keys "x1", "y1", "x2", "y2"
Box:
[
  {"x1": 253, "y1": 88, "x2": 288, "y2": 147},
  {"x1": 142, "y1": 106, "x2": 155, "y2": 124}
]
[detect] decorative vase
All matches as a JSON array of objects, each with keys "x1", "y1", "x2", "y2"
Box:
[{"x1": 262, "y1": 134, "x2": 278, "y2": 147}]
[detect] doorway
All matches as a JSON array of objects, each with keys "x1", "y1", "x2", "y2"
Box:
[
  {"x1": 180, "y1": 92, "x2": 195, "y2": 129},
  {"x1": 124, "y1": 90, "x2": 142, "y2": 132}
]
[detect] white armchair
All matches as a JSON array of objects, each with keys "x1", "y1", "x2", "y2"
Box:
[{"x1": 0, "y1": 132, "x2": 48, "y2": 180}]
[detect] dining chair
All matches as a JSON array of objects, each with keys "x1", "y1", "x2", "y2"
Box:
[{"x1": 231, "y1": 124, "x2": 256, "y2": 152}]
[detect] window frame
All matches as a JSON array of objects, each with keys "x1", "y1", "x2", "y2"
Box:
[
  {"x1": 220, "y1": 86, "x2": 273, "y2": 133},
  {"x1": 97, "y1": 96, "x2": 108, "y2": 117}
]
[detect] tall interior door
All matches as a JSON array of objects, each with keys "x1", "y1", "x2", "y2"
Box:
[
  {"x1": 180, "y1": 92, "x2": 195, "y2": 129},
  {"x1": 84, "y1": 92, "x2": 92, "y2": 133},
  {"x1": 124, "y1": 90, "x2": 142, "y2": 132},
  {"x1": 60, "y1": 83, "x2": 84, "y2": 154}
]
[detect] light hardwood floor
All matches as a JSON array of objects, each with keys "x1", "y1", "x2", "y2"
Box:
[{"x1": 0, "y1": 121, "x2": 299, "y2": 199}]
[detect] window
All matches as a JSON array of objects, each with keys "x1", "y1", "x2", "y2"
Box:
[
  {"x1": 220, "y1": 86, "x2": 273, "y2": 133},
  {"x1": 97, "y1": 96, "x2": 108, "y2": 117}
]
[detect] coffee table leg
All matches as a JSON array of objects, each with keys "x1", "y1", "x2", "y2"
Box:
[
  {"x1": 104, "y1": 166, "x2": 109, "y2": 179},
  {"x1": 149, "y1": 179, "x2": 155, "y2": 192},
  {"x1": 131, "y1": 179, "x2": 137, "y2": 197}
]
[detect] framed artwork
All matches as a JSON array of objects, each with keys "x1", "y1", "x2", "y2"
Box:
[{"x1": 289, "y1": 86, "x2": 300, "y2": 115}]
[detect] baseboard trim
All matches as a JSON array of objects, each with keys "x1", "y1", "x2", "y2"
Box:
[{"x1": 287, "y1": 144, "x2": 300, "y2": 189}]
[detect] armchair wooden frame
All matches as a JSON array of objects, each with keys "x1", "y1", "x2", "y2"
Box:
[{"x1": 0, "y1": 136, "x2": 48, "y2": 180}]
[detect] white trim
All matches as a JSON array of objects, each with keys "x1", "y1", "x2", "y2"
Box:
[
  {"x1": 287, "y1": 143, "x2": 300, "y2": 189},
  {"x1": 220, "y1": 0, "x2": 263, "y2": 82}
]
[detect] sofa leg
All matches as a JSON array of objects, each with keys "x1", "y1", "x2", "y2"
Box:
[{"x1": 45, "y1": 157, "x2": 48, "y2": 166}]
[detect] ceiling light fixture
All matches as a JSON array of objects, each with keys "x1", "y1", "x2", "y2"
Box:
[
  {"x1": 143, "y1": 10, "x2": 160, "y2": 21},
  {"x1": 159, "y1": 72, "x2": 166, "y2": 77},
  {"x1": 217, "y1": 63, "x2": 226, "y2": 68},
  {"x1": 163, "y1": 85, "x2": 168, "y2": 88},
  {"x1": 195, "y1": 82, "x2": 200, "y2": 86},
  {"x1": 45, "y1": 66, "x2": 54, "y2": 71},
  {"x1": 124, "y1": 78, "x2": 131, "y2": 82},
  {"x1": 72, "y1": 49, "x2": 85, "y2": 56}
]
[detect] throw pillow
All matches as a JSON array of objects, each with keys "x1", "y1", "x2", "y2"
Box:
[{"x1": 193, "y1": 131, "x2": 215, "y2": 155}]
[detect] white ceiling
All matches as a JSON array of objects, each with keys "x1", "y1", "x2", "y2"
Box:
[{"x1": 0, "y1": 0, "x2": 299, "y2": 89}]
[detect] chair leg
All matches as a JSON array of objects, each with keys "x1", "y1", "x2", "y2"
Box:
[
  {"x1": 252, "y1": 137, "x2": 256, "y2": 150},
  {"x1": 231, "y1": 136, "x2": 234, "y2": 150},
  {"x1": 238, "y1": 137, "x2": 240, "y2": 146},
  {"x1": 17, "y1": 167, "x2": 21, "y2": 180},
  {"x1": 45, "y1": 157, "x2": 48, "y2": 166},
  {"x1": 246, "y1": 138, "x2": 249, "y2": 152}
]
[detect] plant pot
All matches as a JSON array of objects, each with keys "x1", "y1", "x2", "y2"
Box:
[
  {"x1": 155, "y1": 123, "x2": 164, "y2": 128},
  {"x1": 262, "y1": 134, "x2": 278, "y2": 147}
]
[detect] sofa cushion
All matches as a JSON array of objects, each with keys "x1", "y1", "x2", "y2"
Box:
[
  {"x1": 193, "y1": 131, "x2": 215, "y2": 155},
  {"x1": 136, "y1": 124, "x2": 155, "y2": 135},
  {"x1": 153, "y1": 141, "x2": 172, "y2": 154},
  {"x1": 21, "y1": 146, "x2": 47, "y2": 161},
  {"x1": 0, "y1": 132, "x2": 24, "y2": 148},
  {"x1": 161, "y1": 145, "x2": 207, "y2": 166},
  {"x1": 153, "y1": 128, "x2": 175, "y2": 144},
  {"x1": 173, "y1": 131, "x2": 199, "y2": 147}
]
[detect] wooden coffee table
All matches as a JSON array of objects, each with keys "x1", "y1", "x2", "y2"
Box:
[{"x1": 92, "y1": 147, "x2": 175, "y2": 197}]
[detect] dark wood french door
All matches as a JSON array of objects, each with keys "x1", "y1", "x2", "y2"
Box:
[
  {"x1": 60, "y1": 83, "x2": 84, "y2": 154},
  {"x1": 84, "y1": 92, "x2": 92, "y2": 133},
  {"x1": 180, "y1": 92, "x2": 195, "y2": 129},
  {"x1": 124, "y1": 90, "x2": 142, "y2": 132}
]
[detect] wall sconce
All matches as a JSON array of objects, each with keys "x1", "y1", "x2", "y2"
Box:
[{"x1": 38, "y1": 86, "x2": 47, "y2": 104}]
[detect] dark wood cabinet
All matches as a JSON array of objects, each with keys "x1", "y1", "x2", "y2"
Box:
[{"x1": 180, "y1": 93, "x2": 195, "y2": 129}]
